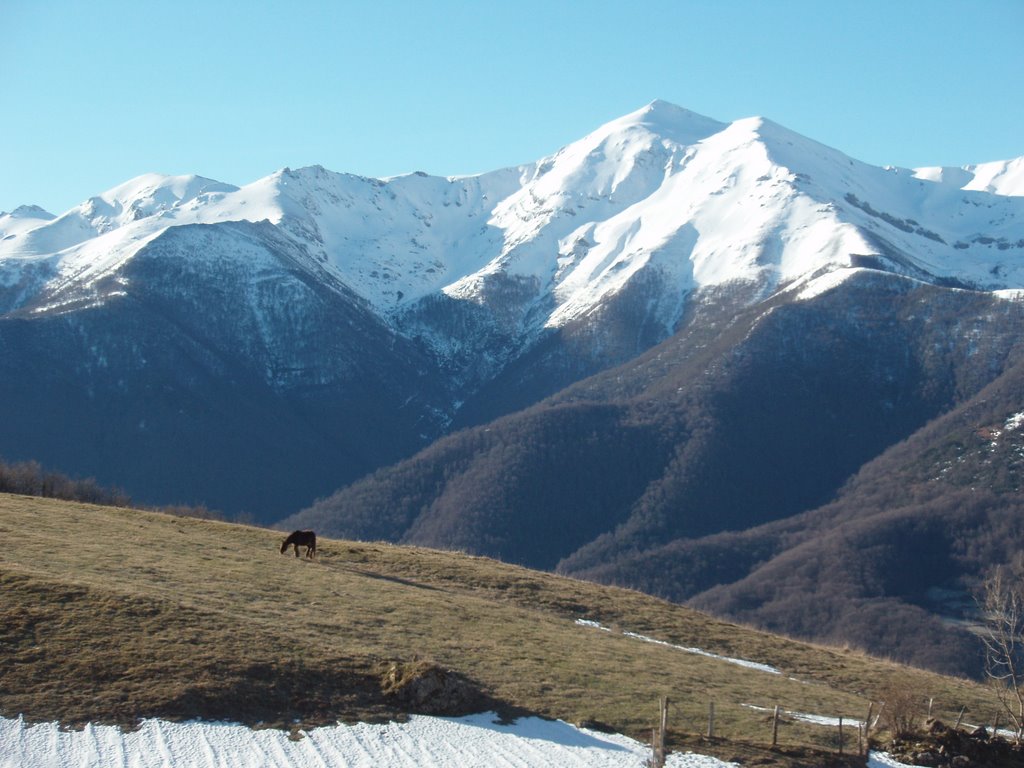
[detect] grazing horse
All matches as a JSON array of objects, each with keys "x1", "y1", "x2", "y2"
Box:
[{"x1": 281, "y1": 530, "x2": 316, "y2": 559}]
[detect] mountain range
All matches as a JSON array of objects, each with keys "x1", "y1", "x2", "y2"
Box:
[{"x1": 3, "y1": 100, "x2": 1023, "y2": 674}]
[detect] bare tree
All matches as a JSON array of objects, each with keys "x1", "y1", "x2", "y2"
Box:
[{"x1": 980, "y1": 563, "x2": 1024, "y2": 742}]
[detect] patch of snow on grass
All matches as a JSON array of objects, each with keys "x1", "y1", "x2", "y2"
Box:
[
  {"x1": 868, "y1": 751, "x2": 926, "y2": 767},
  {"x1": 741, "y1": 703, "x2": 862, "y2": 728},
  {"x1": 740, "y1": 708, "x2": 908, "y2": 768},
  {"x1": 0, "y1": 713, "x2": 739, "y2": 768},
  {"x1": 575, "y1": 618, "x2": 612, "y2": 631},
  {"x1": 576, "y1": 619, "x2": 780, "y2": 675},
  {"x1": 623, "y1": 632, "x2": 782, "y2": 675}
]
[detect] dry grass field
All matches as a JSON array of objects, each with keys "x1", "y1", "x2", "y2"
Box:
[{"x1": 0, "y1": 493, "x2": 1004, "y2": 766}]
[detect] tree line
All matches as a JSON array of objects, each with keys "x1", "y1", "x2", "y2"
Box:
[
  {"x1": 0, "y1": 456, "x2": 233, "y2": 521},
  {"x1": 0, "y1": 457, "x2": 132, "y2": 507}
]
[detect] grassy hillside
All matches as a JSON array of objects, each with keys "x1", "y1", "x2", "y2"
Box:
[{"x1": 0, "y1": 494, "x2": 1006, "y2": 766}]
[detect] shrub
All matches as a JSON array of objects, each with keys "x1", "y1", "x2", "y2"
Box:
[{"x1": 879, "y1": 679, "x2": 927, "y2": 738}]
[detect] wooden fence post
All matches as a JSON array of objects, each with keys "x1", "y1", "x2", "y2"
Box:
[
  {"x1": 707, "y1": 701, "x2": 715, "y2": 739},
  {"x1": 657, "y1": 697, "x2": 667, "y2": 766},
  {"x1": 954, "y1": 706, "x2": 966, "y2": 730},
  {"x1": 873, "y1": 702, "x2": 885, "y2": 734},
  {"x1": 648, "y1": 696, "x2": 668, "y2": 768},
  {"x1": 771, "y1": 705, "x2": 780, "y2": 747},
  {"x1": 838, "y1": 716, "x2": 844, "y2": 756}
]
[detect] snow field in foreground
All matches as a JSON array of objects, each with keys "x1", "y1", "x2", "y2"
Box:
[
  {"x1": 0, "y1": 713, "x2": 738, "y2": 768},
  {"x1": 0, "y1": 712, "x2": 928, "y2": 767}
]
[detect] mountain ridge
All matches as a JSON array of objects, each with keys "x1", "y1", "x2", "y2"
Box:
[{"x1": 6, "y1": 102, "x2": 1023, "y2": 325}]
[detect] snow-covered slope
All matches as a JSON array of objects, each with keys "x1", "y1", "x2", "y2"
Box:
[
  {"x1": 0, "y1": 205, "x2": 55, "y2": 239},
  {"x1": 0, "y1": 713, "x2": 921, "y2": 768},
  {"x1": 914, "y1": 156, "x2": 1024, "y2": 197},
  {"x1": 0, "y1": 714, "x2": 742, "y2": 768}
]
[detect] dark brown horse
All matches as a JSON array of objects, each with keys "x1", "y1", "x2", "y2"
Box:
[{"x1": 281, "y1": 530, "x2": 316, "y2": 559}]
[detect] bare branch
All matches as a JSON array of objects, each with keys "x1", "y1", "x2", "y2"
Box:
[{"x1": 979, "y1": 565, "x2": 1024, "y2": 743}]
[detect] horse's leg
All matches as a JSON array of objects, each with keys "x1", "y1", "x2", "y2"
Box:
[{"x1": 293, "y1": 544, "x2": 300, "y2": 558}]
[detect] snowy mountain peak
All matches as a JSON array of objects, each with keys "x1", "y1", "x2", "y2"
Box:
[
  {"x1": 564, "y1": 101, "x2": 727, "y2": 162},
  {"x1": 85, "y1": 172, "x2": 240, "y2": 227},
  {"x1": 0, "y1": 205, "x2": 57, "y2": 242},
  {"x1": 4, "y1": 204, "x2": 55, "y2": 220},
  {"x1": 616, "y1": 100, "x2": 728, "y2": 143}
]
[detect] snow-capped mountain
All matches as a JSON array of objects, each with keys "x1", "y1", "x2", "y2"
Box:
[
  {"x1": 6, "y1": 101, "x2": 1023, "y2": 329},
  {"x1": 2, "y1": 100, "x2": 1023, "y2": 519}
]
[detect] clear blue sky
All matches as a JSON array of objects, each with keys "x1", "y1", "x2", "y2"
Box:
[{"x1": 2, "y1": 0, "x2": 1021, "y2": 215}]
